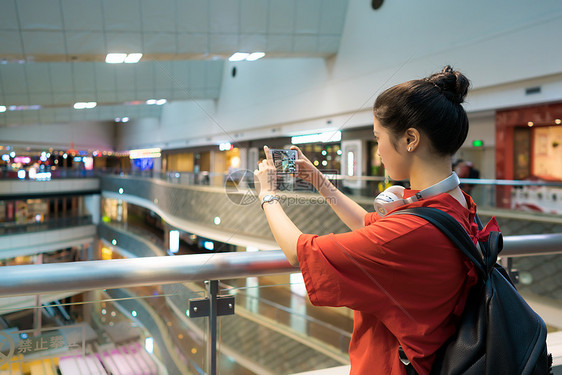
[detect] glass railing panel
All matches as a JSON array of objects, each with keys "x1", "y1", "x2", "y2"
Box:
[
  {"x1": 212, "y1": 276, "x2": 352, "y2": 375},
  {"x1": 0, "y1": 285, "x2": 207, "y2": 375},
  {"x1": 0, "y1": 215, "x2": 93, "y2": 236}
]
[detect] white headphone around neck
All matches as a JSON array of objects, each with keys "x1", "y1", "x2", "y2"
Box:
[{"x1": 373, "y1": 172, "x2": 460, "y2": 216}]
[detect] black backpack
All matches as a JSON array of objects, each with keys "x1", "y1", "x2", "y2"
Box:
[{"x1": 393, "y1": 207, "x2": 552, "y2": 375}]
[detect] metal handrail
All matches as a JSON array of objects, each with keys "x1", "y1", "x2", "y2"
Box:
[
  {"x1": 0, "y1": 234, "x2": 561, "y2": 298},
  {"x1": 0, "y1": 250, "x2": 296, "y2": 298}
]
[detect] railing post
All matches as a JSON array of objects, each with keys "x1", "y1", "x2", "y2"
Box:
[
  {"x1": 207, "y1": 280, "x2": 218, "y2": 375},
  {"x1": 188, "y1": 280, "x2": 235, "y2": 375}
]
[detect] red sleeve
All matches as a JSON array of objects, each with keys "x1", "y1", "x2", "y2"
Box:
[
  {"x1": 297, "y1": 215, "x2": 477, "y2": 319},
  {"x1": 364, "y1": 211, "x2": 380, "y2": 226}
]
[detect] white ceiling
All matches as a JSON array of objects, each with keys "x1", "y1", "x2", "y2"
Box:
[{"x1": 0, "y1": 0, "x2": 348, "y2": 126}]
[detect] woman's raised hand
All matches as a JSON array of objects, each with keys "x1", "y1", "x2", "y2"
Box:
[
  {"x1": 290, "y1": 145, "x2": 323, "y2": 187},
  {"x1": 254, "y1": 146, "x2": 277, "y2": 198}
]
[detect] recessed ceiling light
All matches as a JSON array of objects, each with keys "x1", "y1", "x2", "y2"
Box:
[
  {"x1": 527, "y1": 121, "x2": 534, "y2": 127},
  {"x1": 146, "y1": 99, "x2": 157, "y2": 105},
  {"x1": 105, "y1": 53, "x2": 127, "y2": 64},
  {"x1": 556, "y1": 119, "x2": 561, "y2": 125},
  {"x1": 229, "y1": 52, "x2": 250, "y2": 62},
  {"x1": 124, "y1": 53, "x2": 143, "y2": 63},
  {"x1": 246, "y1": 52, "x2": 265, "y2": 61},
  {"x1": 156, "y1": 99, "x2": 167, "y2": 105},
  {"x1": 121, "y1": 117, "x2": 129, "y2": 123},
  {"x1": 74, "y1": 102, "x2": 97, "y2": 109},
  {"x1": 0, "y1": 106, "x2": 6, "y2": 113}
]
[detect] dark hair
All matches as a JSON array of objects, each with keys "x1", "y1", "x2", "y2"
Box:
[{"x1": 373, "y1": 65, "x2": 470, "y2": 156}]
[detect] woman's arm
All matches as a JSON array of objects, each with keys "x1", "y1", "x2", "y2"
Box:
[
  {"x1": 290, "y1": 146, "x2": 367, "y2": 230},
  {"x1": 254, "y1": 148, "x2": 302, "y2": 266},
  {"x1": 261, "y1": 198, "x2": 301, "y2": 266},
  {"x1": 313, "y1": 173, "x2": 368, "y2": 231}
]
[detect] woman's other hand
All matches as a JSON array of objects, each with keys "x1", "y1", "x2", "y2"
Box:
[
  {"x1": 290, "y1": 145, "x2": 323, "y2": 187},
  {"x1": 254, "y1": 146, "x2": 277, "y2": 199}
]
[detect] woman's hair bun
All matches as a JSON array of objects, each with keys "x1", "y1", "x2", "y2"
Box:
[{"x1": 427, "y1": 65, "x2": 470, "y2": 104}]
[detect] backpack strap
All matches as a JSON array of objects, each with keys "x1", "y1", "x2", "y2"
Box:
[{"x1": 389, "y1": 207, "x2": 487, "y2": 279}]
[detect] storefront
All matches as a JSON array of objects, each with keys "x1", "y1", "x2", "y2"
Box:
[{"x1": 496, "y1": 101, "x2": 562, "y2": 211}]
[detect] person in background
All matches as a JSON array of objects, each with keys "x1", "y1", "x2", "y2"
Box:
[{"x1": 453, "y1": 159, "x2": 480, "y2": 194}]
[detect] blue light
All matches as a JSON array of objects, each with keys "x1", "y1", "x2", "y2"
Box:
[{"x1": 203, "y1": 241, "x2": 214, "y2": 251}]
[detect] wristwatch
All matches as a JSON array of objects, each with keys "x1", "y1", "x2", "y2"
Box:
[{"x1": 261, "y1": 194, "x2": 280, "y2": 209}]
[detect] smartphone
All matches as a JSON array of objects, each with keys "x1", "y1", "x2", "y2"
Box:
[{"x1": 270, "y1": 149, "x2": 298, "y2": 174}]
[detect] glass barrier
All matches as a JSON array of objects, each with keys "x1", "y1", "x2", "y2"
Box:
[
  {"x1": 97, "y1": 170, "x2": 562, "y2": 217},
  {"x1": 0, "y1": 216, "x2": 93, "y2": 236},
  {"x1": 0, "y1": 279, "x2": 351, "y2": 375},
  {"x1": 0, "y1": 285, "x2": 208, "y2": 375}
]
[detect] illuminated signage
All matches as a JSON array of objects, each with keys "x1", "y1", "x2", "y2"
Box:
[
  {"x1": 291, "y1": 131, "x2": 342, "y2": 145},
  {"x1": 472, "y1": 140, "x2": 484, "y2": 147},
  {"x1": 219, "y1": 142, "x2": 233, "y2": 151},
  {"x1": 129, "y1": 148, "x2": 161, "y2": 159}
]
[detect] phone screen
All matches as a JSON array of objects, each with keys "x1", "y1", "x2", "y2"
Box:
[{"x1": 270, "y1": 149, "x2": 297, "y2": 174}]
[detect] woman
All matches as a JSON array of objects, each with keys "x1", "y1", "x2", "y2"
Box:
[{"x1": 254, "y1": 66, "x2": 480, "y2": 374}]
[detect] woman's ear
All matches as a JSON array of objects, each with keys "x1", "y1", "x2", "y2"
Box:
[{"x1": 405, "y1": 128, "x2": 420, "y2": 152}]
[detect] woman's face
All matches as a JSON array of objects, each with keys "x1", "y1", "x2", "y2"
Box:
[{"x1": 373, "y1": 118, "x2": 409, "y2": 180}]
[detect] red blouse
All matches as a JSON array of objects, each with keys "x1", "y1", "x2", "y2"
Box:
[{"x1": 297, "y1": 191, "x2": 480, "y2": 375}]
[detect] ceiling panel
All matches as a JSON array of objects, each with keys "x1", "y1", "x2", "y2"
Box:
[
  {"x1": 177, "y1": 0, "x2": 209, "y2": 33},
  {"x1": 140, "y1": 0, "x2": 177, "y2": 33},
  {"x1": 97, "y1": 91, "x2": 118, "y2": 103},
  {"x1": 22, "y1": 110, "x2": 39, "y2": 124},
  {"x1": 142, "y1": 33, "x2": 177, "y2": 54},
  {"x1": 319, "y1": 0, "x2": 348, "y2": 34},
  {"x1": 268, "y1": 1, "x2": 295, "y2": 34},
  {"x1": 154, "y1": 88, "x2": 172, "y2": 99},
  {"x1": 209, "y1": 0, "x2": 239, "y2": 34},
  {"x1": 205, "y1": 61, "x2": 223, "y2": 88},
  {"x1": 65, "y1": 31, "x2": 106, "y2": 56},
  {"x1": 49, "y1": 63, "x2": 73, "y2": 92},
  {"x1": 28, "y1": 93, "x2": 53, "y2": 105},
  {"x1": 295, "y1": 0, "x2": 321, "y2": 34},
  {"x1": 73, "y1": 63, "x2": 96, "y2": 92},
  {"x1": 188, "y1": 61, "x2": 206, "y2": 88},
  {"x1": 209, "y1": 34, "x2": 238, "y2": 54},
  {"x1": 53, "y1": 92, "x2": 74, "y2": 105},
  {"x1": 266, "y1": 34, "x2": 293, "y2": 52},
  {"x1": 240, "y1": 0, "x2": 268, "y2": 34},
  {"x1": 317, "y1": 35, "x2": 341, "y2": 54},
  {"x1": 134, "y1": 63, "x2": 154, "y2": 91},
  {"x1": 293, "y1": 35, "x2": 317, "y2": 53},
  {"x1": 170, "y1": 61, "x2": 190, "y2": 90},
  {"x1": 74, "y1": 91, "x2": 96, "y2": 102},
  {"x1": 239, "y1": 33, "x2": 267, "y2": 51},
  {"x1": 4, "y1": 111, "x2": 23, "y2": 125},
  {"x1": 136, "y1": 90, "x2": 154, "y2": 101},
  {"x1": 0, "y1": 31, "x2": 24, "y2": 57},
  {"x1": 1, "y1": 65, "x2": 27, "y2": 95},
  {"x1": 61, "y1": 0, "x2": 104, "y2": 31},
  {"x1": 94, "y1": 63, "x2": 117, "y2": 92},
  {"x1": 177, "y1": 33, "x2": 208, "y2": 54},
  {"x1": 102, "y1": 0, "x2": 142, "y2": 32},
  {"x1": 5, "y1": 95, "x2": 29, "y2": 106},
  {"x1": 17, "y1": 0, "x2": 63, "y2": 31},
  {"x1": 153, "y1": 62, "x2": 174, "y2": 90},
  {"x1": 105, "y1": 32, "x2": 142, "y2": 53},
  {"x1": 21, "y1": 31, "x2": 66, "y2": 55},
  {"x1": 0, "y1": 0, "x2": 19, "y2": 30},
  {"x1": 114, "y1": 65, "x2": 135, "y2": 91},
  {"x1": 25, "y1": 64, "x2": 52, "y2": 93}
]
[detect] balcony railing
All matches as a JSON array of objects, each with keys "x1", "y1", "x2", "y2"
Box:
[{"x1": 0, "y1": 233, "x2": 561, "y2": 375}]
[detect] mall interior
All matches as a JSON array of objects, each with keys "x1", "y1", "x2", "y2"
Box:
[{"x1": 1, "y1": 1, "x2": 562, "y2": 374}]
